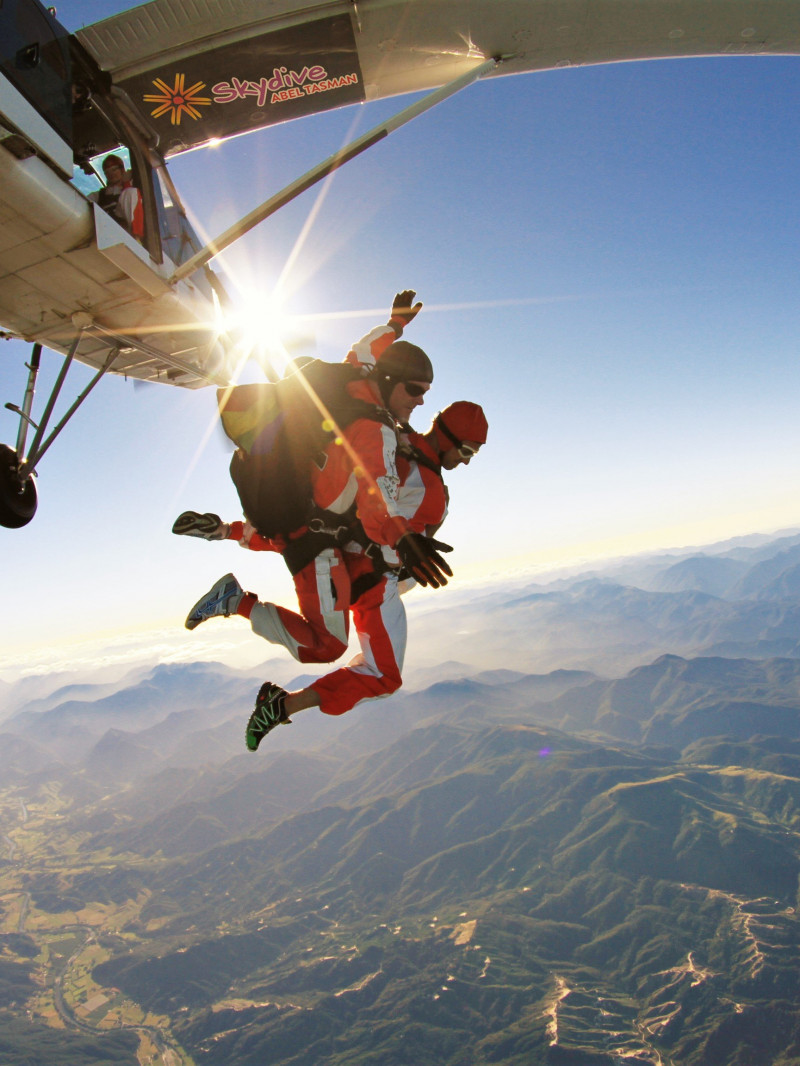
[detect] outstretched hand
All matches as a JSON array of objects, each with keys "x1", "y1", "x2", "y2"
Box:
[
  {"x1": 396, "y1": 532, "x2": 453, "y2": 589},
  {"x1": 390, "y1": 289, "x2": 423, "y2": 328}
]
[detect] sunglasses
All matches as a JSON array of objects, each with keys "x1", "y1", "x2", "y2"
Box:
[{"x1": 402, "y1": 382, "x2": 428, "y2": 398}]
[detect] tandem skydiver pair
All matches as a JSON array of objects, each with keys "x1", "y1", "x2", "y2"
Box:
[{"x1": 174, "y1": 291, "x2": 488, "y2": 751}]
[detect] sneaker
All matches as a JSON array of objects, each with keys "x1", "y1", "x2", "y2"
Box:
[
  {"x1": 172, "y1": 511, "x2": 228, "y2": 540},
  {"x1": 246, "y1": 683, "x2": 290, "y2": 751},
  {"x1": 185, "y1": 573, "x2": 243, "y2": 630}
]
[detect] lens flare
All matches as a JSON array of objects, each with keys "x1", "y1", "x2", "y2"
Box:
[{"x1": 223, "y1": 287, "x2": 297, "y2": 378}]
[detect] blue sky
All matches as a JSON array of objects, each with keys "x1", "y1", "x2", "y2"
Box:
[{"x1": 2, "y1": 0, "x2": 800, "y2": 674}]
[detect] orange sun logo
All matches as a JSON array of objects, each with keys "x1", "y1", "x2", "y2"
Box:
[{"x1": 143, "y1": 73, "x2": 212, "y2": 125}]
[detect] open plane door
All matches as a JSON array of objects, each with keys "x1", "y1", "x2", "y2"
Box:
[{"x1": 115, "y1": 14, "x2": 364, "y2": 156}]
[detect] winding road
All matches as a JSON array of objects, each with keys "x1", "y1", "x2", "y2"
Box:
[
  {"x1": 5, "y1": 797, "x2": 181, "y2": 1064},
  {"x1": 50, "y1": 925, "x2": 181, "y2": 1064}
]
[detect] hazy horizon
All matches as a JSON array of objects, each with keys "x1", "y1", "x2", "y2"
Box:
[{"x1": 4, "y1": 520, "x2": 799, "y2": 691}]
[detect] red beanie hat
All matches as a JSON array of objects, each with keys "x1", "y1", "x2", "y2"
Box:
[{"x1": 433, "y1": 402, "x2": 488, "y2": 452}]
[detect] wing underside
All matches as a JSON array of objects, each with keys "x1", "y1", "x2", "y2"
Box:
[{"x1": 76, "y1": 0, "x2": 800, "y2": 157}]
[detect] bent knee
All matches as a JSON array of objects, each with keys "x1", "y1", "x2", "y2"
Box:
[
  {"x1": 377, "y1": 671, "x2": 403, "y2": 697},
  {"x1": 298, "y1": 637, "x2": 348, "y2": 664}
]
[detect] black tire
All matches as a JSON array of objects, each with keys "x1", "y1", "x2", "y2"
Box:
[{"x1": 0, "y1": 445, "x2": 37, "y2": 528}]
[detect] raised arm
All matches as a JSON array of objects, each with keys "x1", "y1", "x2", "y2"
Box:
[{"x1": 345, "y1": 289, "x2": 423, "y2": 370}]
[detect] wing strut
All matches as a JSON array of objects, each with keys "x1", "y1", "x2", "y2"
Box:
[
  {"x1": 170, "y1": 55, "x2": 508, "y2": 283},
  {"x1": 11, "y1": 333, "x2": 119, "y2": 480},
  {"x1": 1, "y1": 331, "x2": 124, "y2": 527},
  {"x1": 1, "y1": 319, "x2": 227, "y2": 528}
]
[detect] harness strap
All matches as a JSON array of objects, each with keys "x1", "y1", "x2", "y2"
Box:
[
  {"x1": 278, "y1": 403, "x2": 402, "y2": 576},
  {"x1": 350, "y1": 570, "x2": 385, "y2": 604},
  {"x1": 281, "y1": 503, "x2": 363, "y2": 576},
  {"x1": 396, "y1": 439, "x2": 441, "y2": 475},
  {"x1": 282, "y1": 530, "x2": 339, "y2": 576}
]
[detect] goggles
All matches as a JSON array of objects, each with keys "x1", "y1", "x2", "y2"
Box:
[
  {"x1": 436, "y1": 413, "x2": 481, "y2": 459},
  {"x1": 456, "y1": 442, "x2": 480, "y2": 459}
]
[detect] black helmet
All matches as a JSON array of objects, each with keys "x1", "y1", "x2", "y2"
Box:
[{"x1": 372, "y1": 341, "x2": 433, "y2": 405}]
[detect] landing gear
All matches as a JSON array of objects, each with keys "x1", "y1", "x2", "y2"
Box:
[{"x1": 0, "y1": 444, "x2": 37, "y2": 528}]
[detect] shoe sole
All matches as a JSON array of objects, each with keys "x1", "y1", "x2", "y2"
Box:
[
  {"x1": 185, "y1": 573, "x2": 240, "y2": 630},
  {"x1": 173, "y1": 511, "x2": 221, "y2": 537}
]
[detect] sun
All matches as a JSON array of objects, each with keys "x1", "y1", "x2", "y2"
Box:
[{"x1": 223, "y1": 288, "x2": 307, "y2": 379}]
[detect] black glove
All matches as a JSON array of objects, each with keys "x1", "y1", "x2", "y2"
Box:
[
  {"x1": 396, "y1": 533, "x2": 453, "y2": 589},
  {"x1": 390, "y1": 289, "x2": 422, "y2": 329}
]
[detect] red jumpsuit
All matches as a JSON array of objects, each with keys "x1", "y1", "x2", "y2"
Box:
[
  {"x1": 232, "y1": 430, "x2": 447, "y2": 716},
  {"x1": 309, "y1": 431, "x2": 447, "y2": 715},
  {"x1": 235, "y1": 321, "x2": 414, "y2": 664}
]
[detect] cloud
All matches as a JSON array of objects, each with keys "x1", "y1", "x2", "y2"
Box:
[{"x1": 0, "y1": 624, "x2": 269, "y2": 685}]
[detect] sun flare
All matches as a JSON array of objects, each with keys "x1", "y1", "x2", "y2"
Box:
[{"x1": 223, "y1": 287, "x2": 299, "y2": 379}]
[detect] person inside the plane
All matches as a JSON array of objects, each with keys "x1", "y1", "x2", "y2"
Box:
[{"x1": 92, "y1": 153, "x2": 144, "y2": 240}]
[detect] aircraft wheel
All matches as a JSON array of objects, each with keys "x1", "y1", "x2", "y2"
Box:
[{"x1": 0, "y1": 445, "x2": 37, "y2": 528}]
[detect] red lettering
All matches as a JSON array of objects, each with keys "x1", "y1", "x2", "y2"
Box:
[
  {"x1": 212, "y1": 81, "x2": 238, "y2": 103},
  {"x1": 267, "y1": 67, "x2": 288, "y2": 91},
  {"x1": 303, "y1": 74, "x2": 358, "y2": 95},
  {"x1": 252, "y1": 77, "x2": 269, "y2": 107},
  {"x1": 270, "y1": 87, "x2": 303, "y2": 103},
  {"x1": 287, "y1": 66, "x2": 310, "y2": 87},
  {"x1": 215, "y1": 66, "x2": 351, "y2": 106}
]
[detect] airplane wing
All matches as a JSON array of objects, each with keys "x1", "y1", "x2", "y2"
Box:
[
  {"x1": 76, "y1": 0, "x2": 800, "y2": 157},
  {"x1": 85, "y1": 9, "x2": 365, "y2": 156},
  {"x1": 4, "y1": 0, "x2": 800, "y2": 528}
]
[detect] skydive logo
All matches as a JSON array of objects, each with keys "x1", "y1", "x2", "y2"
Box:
[
  {"x1": 142, "y1": 64, "x2": 359, "y2": 125},
  {"x1": 143, "y1": 73, "x2": 212, "y2": 125},
  {"x1": 212, "y1": 66, "x2": 359, "y2": 106}
]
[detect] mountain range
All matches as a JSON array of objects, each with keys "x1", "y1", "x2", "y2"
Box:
[{"x1": 3, "y1": 528, "x2": 800, "y2": 1063}]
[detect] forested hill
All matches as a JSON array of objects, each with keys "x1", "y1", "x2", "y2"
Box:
[
  {"x1": 4, "y1": 529, "x2": 800, "y2": 1064},
  {"x1": 1, "y1": 654, "x2": 800, "y2": 1063}
]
